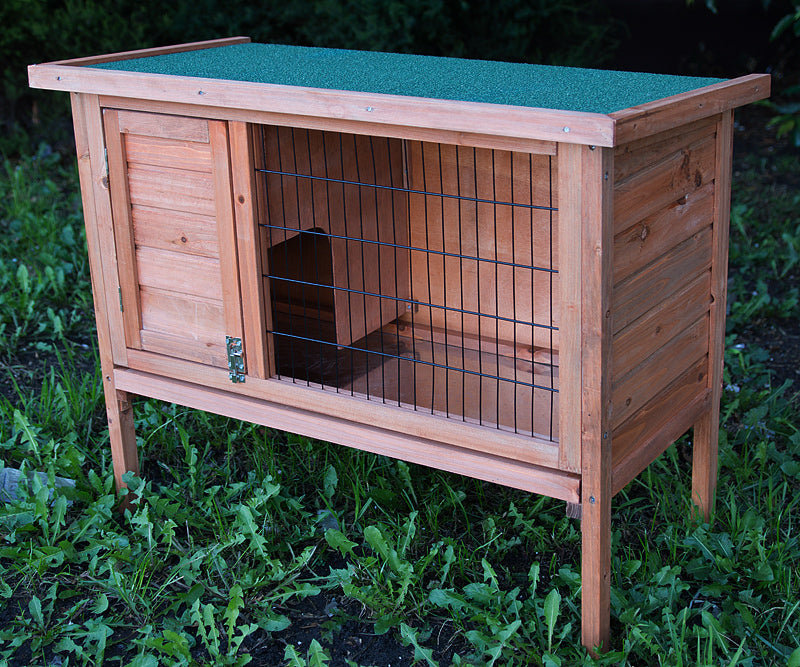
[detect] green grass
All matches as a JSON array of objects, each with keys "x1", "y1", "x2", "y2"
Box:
[{"x1": 0, "y1": 143, "x2": 798, "y2": 666}]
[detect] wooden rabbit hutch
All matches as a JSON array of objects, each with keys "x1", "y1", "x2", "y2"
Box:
[{"x1": 29, "y1": 37, "x2": 768, "y2": 653}]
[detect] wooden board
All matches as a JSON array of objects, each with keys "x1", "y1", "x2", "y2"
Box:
[{"x1": 103, "y1": 109, "x2": 243, "y2": 369}]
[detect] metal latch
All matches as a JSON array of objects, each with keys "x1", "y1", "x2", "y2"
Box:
[{"x1": 226, "y1": 336, "x2": 245, "y2": 383}]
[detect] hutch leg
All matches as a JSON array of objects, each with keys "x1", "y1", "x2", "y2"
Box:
[
  {"x1": 692, "y1": 110, "x2": 734, "y2": 523},
  {"x1": 581, "y1": 478, "x2": 612, "y2": 655},
  {"x1": 71, "y1": 92, "x2": 139, "y2": 492},
  {"x1": 105, "y1": 385, "x2": 139, "y2": 491}
]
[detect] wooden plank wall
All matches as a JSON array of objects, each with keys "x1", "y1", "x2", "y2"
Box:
[
  {"x1": 610, "y1": 116, "x2": 719, "y2": 493},
  {"x1": 405, "y1": 142, "x2": 559, "y2": 354}
]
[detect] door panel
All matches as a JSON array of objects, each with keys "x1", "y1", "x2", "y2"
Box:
[{"x1": 104, "y1": 109, "x2": 243, "y2": 370}]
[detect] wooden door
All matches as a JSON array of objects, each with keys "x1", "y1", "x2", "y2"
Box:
[{"x1": 103, "y1": 110, "x2": 244, "y2": 370}]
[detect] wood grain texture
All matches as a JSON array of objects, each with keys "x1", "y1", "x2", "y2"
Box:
[
  {"x1": 127, "y1": 163, "x2": 216, "y2": 215},
  {"x1": 406, "y1": 142, "x2": 559, "y2": 354},
  {"x1": 612, "y1": 271, "x2": 710, "y2": 381},
  {"x1": 572, "y1": 144, "x2": 614, "y2": 656},
  {"x1": 103, "y1": 108, "x2": 143, "y2": 349},
  {"x1": 557, "y1": 143, "x2": 582, "y2": 474},
  {"x1": 71, "y1": 93, "x2": 138, "y2": 491},
  {"x1": 101, "y1": 95, "x2": 561, "y2": 155},
  {"x1": 136, "y1": 246, "x2": 223, "y2": 301},
  {"x1": 114, "y1": 367, "x2": 580, "y2": 501},
  {"x1": 131, "y1": 206, "x2": 220, "y2": 257},
  {"x1": 613, "y1": 182, "x2": 714, "y2": 285},
  {"x1": 693, "y1": 110, "x2": 734, "y2": 522},
  {"x1": 611, "y1": 314, "x2": 709, "y2": 429},
  {"x1": 610, "y1": 74, "x2": 770, "y2": 144},
  {"x1": 230, "y1": 121, "x2": 269, "y2": 379},
  {"x1": 614, "y1": 132, "x2": 716, "y2": 232},
  {"x1": 123, "y1": 347, "x2": 562, "y2": 469},
  {"x1": 124, "y1": 133, "x2": 212, "y2": 172},
  {"x1": 613, "y1": 227, "x2": 712, "y2": 335},
  {"x1": 117, "y1": 109, "x2": 210, "y2": 142},
  {"x1": 612, "y1": 357, "x2": 710, "y2": 494}
]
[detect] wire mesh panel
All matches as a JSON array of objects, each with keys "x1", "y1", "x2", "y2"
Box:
[{"x1": 254, "y1": 125, "x2": 559, "y2": 441}]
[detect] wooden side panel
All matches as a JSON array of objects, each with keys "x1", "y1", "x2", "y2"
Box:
[
  {"x1": 406, "y1": 142, "x2": 559, "y2": 353},
  {"x1": 260, "y1": 126, "x2": 410, "y2": 348},
  {"x1": 104, "y1": 110, "x2": 243, "y2": 369},
  {"x1": 610, "y1": 117, "x2": 719, "y2": 489}
]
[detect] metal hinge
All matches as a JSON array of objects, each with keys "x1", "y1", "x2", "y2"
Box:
[
  {"x1": 118, "y1": 287, "x2": 123, "y2": 312},
  {"x1": 226, "y1": 336, "x2": 245, "y2": 383}
]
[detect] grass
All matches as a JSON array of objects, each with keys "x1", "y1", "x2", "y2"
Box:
[{"x1": 0, "y1": 137, "x2": 798, "y2": 666}]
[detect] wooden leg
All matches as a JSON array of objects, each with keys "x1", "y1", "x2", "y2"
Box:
[
  {"x1": 581, "y1": 482, "x2": 611, "y2": 656},
  {"x1": 104, "y1": 383, "x2": 139, "y2": 493},
  {"x1": 692, "y1": 409, "x2": 719, "y2": 522}
]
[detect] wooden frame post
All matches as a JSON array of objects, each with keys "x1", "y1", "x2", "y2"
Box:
[
  {"x1": 71, "y1": 92, "x2": 139, "y2": 491},
  {"x1": 561, "y1": 142, "x2": 614, "y2": 655},
  {"x1": 692, "y1": 109, "x2": 734, "y2": 522}
]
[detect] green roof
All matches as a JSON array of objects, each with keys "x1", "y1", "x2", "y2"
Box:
[{"x1": 91, "y1": 42, "x2": 724, "y2": 115}]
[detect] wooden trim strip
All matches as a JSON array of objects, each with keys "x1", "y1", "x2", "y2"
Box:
[
  {"x1": 99, "y1": 95, "x2": 560, "y2": 155},
  {"x1": 123, "y1": 347, "x2": 562, "y2": 469},
  {"x1": 610, "y1": 74, "x2": 770, "y2": 144},
  {"x1": 39, "y1": 37, "x2": 252, "y2": 67},
  {"x1": 29, "y1": 67, "x2": 616, "y2": 146},
  {"x1": 114, "y1": 367, "x2": 580, "y2": 502}
]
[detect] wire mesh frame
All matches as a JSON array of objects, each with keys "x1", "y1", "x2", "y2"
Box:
[{"x1": 254, "y1": 125, "x2": 560, "y2": 441}]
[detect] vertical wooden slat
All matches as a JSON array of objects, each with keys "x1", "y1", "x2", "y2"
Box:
[
  {"x1": 71, "y1": 93, "x2": 138, "y2": 491},
  {"x1": 566, "y1": 143, "x2": 614, "y2": 656},
  {"x1": 558, "y1": 148, "x2": 582, "y2": 473},
  {"x1": 230, "y1": 121, "x2": 270, "y2": 379},
  {"x1": 692, "y1": 110, "x2": 733, "y2": 522},
  {"x1": 104, "y1": 108, "x2": 143, "y2": 349},
  {"x1": 209, "y1": 121, "x2": 245, "y2": 347}
]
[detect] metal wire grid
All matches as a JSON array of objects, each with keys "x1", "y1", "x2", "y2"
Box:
[{"x1": 254, "y1": 125, "x2": 559, "y2": 440}]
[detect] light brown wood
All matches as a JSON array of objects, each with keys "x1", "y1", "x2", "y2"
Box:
[
  {"x1": 209, "y1": 121, "x2": 245, "y2": 347},
  {"x1": 613, "y1": 182, "x2": 714, "y2": 285},
  {"x1": 611, "y1": 314, "x2": 709, "y2": 429},
  {"x1": 610, "y1": 74, "x2": 770, "y2": 144},
  {"x1": 557, "y1": 143, "x2": 582, "y2": 474},
  {"x1": 101, "y1": 95, "x2": 560, "y2": 155},
  {"x1": 614, "y1": 115, "x2": 717, "y2": 183},
  {"x1": 127, "y1": 163, "x2": 216, "y2": 215},
  {"x1": 575, "y1": 144, "x2": 614, "y2": 656},
  {"x1": 114, "y1": 367, "x2": 580, "y2": 502},
  {"x1": 230, "y1": 121, "x2": 269, "y2": 379},
  {"x1": 131, "y1": 206, "x2": 220, "y2": 257},
  {"x1": 407, "y1": 142, "x2": 559, "y2": 355},
  {"x1": 123, "y1": 347, "x2": 562, "y2": 469},
  {"x1": 71, "y1": 93, "x2": 138, "y2": 490},
  {"x1": 139, "y1": 287, "x2": 225, "y2": 341},
  {"x1": 614, "y1": 132, "x2": 716, "y2": 232},
  {"x1": 28, "y1": 66, "x2": 617, "y2": 147},
  {"x1": 692, "y1": 110, "x2": 734, "y2": 522},
  {"x1": 124, "y1": 133, "x2": 212, "y2": 172},
  {"x1": 613, "y1": 227, "x2": 713, "y2": 335},
  {"x1": 139, "y1": 329, "x2": 227, "y2": 368},
  {"x1": 612, "y1": 271, "x2": 710, "y2": 380},
  {"x1": 39, "y1": 36, "x2": 251, "y2": 67},
  {"x1": 116, "y1": 110, "x2": 211, "y2": 143},
  {"x1": 104, "y1": 108, "x2": 144, "y2": 350},
  {"x1": 136, "y1": 246, "x2": 223, "y2": 300},
  {"x1": 612, "y1": 358, "x2": 710, "y2": 494}
]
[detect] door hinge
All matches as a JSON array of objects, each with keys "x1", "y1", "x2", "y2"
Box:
[
  {"x1": 226, "y1": 336, "x2": 245, "y2": 383},
  {"x1": 118, "y1": 287, "x2": 123, "y2": 312}
]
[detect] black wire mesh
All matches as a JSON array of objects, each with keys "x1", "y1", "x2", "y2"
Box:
[{"x1": 254, "y1": 125, "x2": 559, "y2": 440}]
